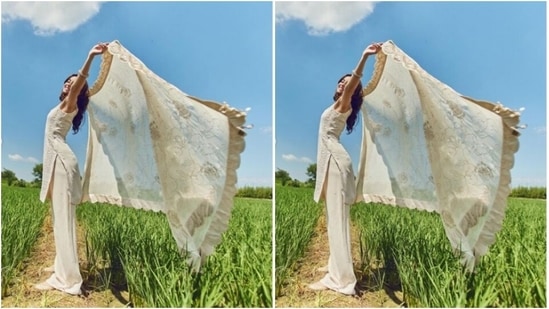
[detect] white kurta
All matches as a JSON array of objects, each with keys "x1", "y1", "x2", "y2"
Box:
[
  {"x1": 314, "y1": 106, "x2": 357, "y2": 294},
  {"x1": 314, "y1": 107, "x2": 356, "y2": 205},
  {"x1": 40, "y1": 106, "x2": 82, "y2": 204},
  {"x1": 40, "y1": 105, "x2": 83, "y2": 295}
]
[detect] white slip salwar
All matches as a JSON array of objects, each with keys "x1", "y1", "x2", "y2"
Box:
[
  {"x1": 319, "y1": 157, "x2": 357, "y2": 295},
  {"x1": 46, "y1": 157, "x2": 83, "y2": 295}
]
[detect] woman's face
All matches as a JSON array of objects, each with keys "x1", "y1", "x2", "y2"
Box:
[
  {"x1": 336, "y1": 76, "x2": 351, "y2": 95},
  {"x1": 62, "y1": 76, "x2": 77, "y2": 95}
]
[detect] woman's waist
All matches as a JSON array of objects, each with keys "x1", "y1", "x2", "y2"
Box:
[
  {"x1": 325, "y1": 128, "x2": 345, "y2": 138},
  {"x1": 322, "y1": 135, "x2": 346, "y2": 147},
  {"x1": 48, "y1": 131, "x2": 70, "y2": 140},
  {"x1": 47, "y1": 137, "x2": 74, "y2": 152},
  {"x1": 320, "y1": 143, "x2": 351, "y2": 158}
]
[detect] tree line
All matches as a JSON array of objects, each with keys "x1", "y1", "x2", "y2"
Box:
[
  {"x1": 2, "y1": 164, "x2": 273, "y2": 199},
  {"x1": 275, "y1": 164, "x2": 546, "y2": 199},
  {"x1": 1, "y1": 164, "x2": 42, "y2": 188},
  {"x1": 3, "y1": 163, "x2": 544, "y2": 199},
  {"x1": 275, "y1": 164, "x2": 317, "y2": 188}
]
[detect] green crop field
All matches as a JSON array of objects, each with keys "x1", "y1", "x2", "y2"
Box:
[
  {"x1": 275, "y1": 185, "x2": 546, "y2": 307},
  {"x1": 1, "y1": 185, "x2": 272, "y2": 307},
  {"x1": 1, "y1": 186, "x2": 48, "y2": 296}
]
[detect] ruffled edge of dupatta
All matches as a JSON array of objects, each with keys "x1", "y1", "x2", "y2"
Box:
[
  {"x1": 88, "y1": 45, "x2": 113, "y2": 97},
  {"x1": 186, "y1": 95, "x2": 247, "y2": 256},
  {"x1": 460, "y1": 97, "x2": 521, "y2": 257},
  {"x1": 86, "y1": 40, "x2": 247, "y2": 258},
  {"x1": 362, "y1": 45, "x2": 388, "y2": 97}
]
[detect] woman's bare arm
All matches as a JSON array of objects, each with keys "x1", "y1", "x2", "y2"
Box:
[
  {"x1": 61, "y1": 43, "x2": 108, "y2": 113},
  {"x1": 335, "y1": 42, "x2": 382, "y2": 113}
]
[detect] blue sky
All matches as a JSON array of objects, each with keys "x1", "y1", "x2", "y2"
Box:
[
  {"x1": 2, "y1": 1, "x2": 273, "y2": 187},
  {"x1": 275, "y1": 1, "x2": 546, "y2": 187}
]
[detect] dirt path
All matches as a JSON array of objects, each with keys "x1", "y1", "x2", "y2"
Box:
[
  {"x1": 1, "y1": 207, "x2": 130, "y2": 308},
  {"x1": 275, "y1": 207, "x2": 405, "y2": 308}
]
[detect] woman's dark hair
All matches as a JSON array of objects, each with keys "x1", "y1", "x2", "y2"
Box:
[
  {"x1": 333, "y1": 73, "x2": 363, "y2": 134},
  {"x1": 59, "y1": 74, "x2": 89, "y2": 134}
]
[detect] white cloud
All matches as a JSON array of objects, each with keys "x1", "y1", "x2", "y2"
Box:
[
  {"x1": 8, "y1": 154, "x2": 39, "y2": 163},
  {"x1": 260, "y1": 126, "x2": 273, "y2": 134},
  {"x1": 2, "y1": 2, "x2": 102, "y2": 36},
  {"x1": 276, "y1": 1, "x2": 377, "y2": 36},
  {"x1": 534, "y1": 126, "x2": 546, "y2": 135},
  {"x1": 282, "y1": 153, "x2": 313, "y2": 164}
]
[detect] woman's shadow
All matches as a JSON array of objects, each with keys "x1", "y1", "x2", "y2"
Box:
[
  {"x1": 354, "y1": 264, "x2": 408, "y2": 307},
  {"x1": 79, "y1": 262, "x2": 133, "y2": 307}
]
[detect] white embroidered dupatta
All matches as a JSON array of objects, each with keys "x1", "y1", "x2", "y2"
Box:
[
  {"x1": 82, "y1": 40, "x2": 247, "y2": 270},
  {"x1": 357, "y1": 41, "x2": 521, "y2": 271}
]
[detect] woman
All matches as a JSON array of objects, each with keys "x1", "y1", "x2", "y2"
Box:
[
  {"x1": 309, "y1": 42, "x2": 382, "y2": 295},
  {"x1": 34, "y1": 42, "x2": 108, "y2": 295}
]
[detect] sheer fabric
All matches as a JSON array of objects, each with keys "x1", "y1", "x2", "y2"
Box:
[
  {"x1": 357, "y1": 40, "x2": 521, "y2": 271},
  {"x1": 82, "y1": 40, "x2": 247, "y2": 270}
]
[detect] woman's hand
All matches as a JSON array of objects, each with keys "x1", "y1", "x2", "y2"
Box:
[
  {"x1": 89, "y1": 42, "x2": 109, "y2": 57},
  {"x1": 363, "y1": 42, "x2": 382, "y2": 56}
]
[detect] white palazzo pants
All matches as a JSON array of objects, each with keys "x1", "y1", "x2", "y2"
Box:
[
  {"x1": 320, "y1": 157, "x2": 357, "y2": 295},
  {"x1": 46, "y1": 157, "x2": 83, "y2": 295}
]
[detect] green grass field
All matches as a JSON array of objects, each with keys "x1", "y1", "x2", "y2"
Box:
[
  {"x1": 4, "y1": 184, "x2": 546, "y2": 307},
  {"x1": 1, "y1": 186, "x2": 48, "y2": 297},
  {"x1": 1, "y1": 185, "x2": 272, "y2": 307},
  {"x1": 275, "y1": 185, "x2": 546, "y2": 307}
]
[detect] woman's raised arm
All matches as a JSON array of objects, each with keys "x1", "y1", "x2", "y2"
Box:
[
  {"x1": 61, "y1": 43, "x2": 108, "y2": 113},
  {"x1": 336, "y1": 42, "x2": 382, "y2": 113}
]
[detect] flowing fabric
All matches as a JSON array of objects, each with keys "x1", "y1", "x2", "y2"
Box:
[
  {"x1": 356, "y1": 40, "x2": 521, "y2": 271},
  {"x1": 81, "y1": 40, "x2": 247, "y2": 270}
]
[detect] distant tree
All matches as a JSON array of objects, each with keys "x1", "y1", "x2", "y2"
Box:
[
  {"x1": 306, "y1": 163, "x2": 317, "y2": 184},
  {"x1": 14, "y1": 179, "x2": 28, "y2": 188},
  {"x1": 287, "y1": 178, "x2": 303, "y2": 188},
  {"x1": 275, "y1": 168, "x2": 292, "y2": 186},
  {"x1": 32, "y1": 163, "x2": 43, "y2": 185},
  {"x1": 2, "y1": 168, "x2": 18, "y2": 186}
]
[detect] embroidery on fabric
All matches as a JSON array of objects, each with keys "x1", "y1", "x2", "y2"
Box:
[
  {"x1": 82, "y1": 40, "x2": 248, "y2": 270},
  {"x1": 356, "y1": 40, "x2": 522, "y2": 271}
]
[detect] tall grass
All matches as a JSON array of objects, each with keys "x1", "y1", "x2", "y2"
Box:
[
  {"x1": 352, "y1": 198, "x2": 546, "y2": 307},
  {"x1": 1, "y1": 186, "x2": 47, "y2": 297},
  {"x1": 77, "y1": 198, "x2": 272, "y2": 307},
  {"x1": 509, "y1": 186, "x2": 546, "y2": 199},
  {"x1": 275, "y1": 186, "x2": 322, "y2": 296},
  {"x1": 236, "y1": 186, "x2": 272, "y2": 199}
]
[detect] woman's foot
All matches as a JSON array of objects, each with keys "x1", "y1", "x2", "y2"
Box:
[
  {"x1": 307, "y1": 281, "x2": 328, "y2": 291},
  {"x1": 34, "y1": 281, "x2": 54, "y2": 291},
  {"x1": 43, "y1": 266, "x2": 55, "y2": 273}
]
